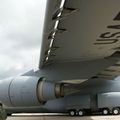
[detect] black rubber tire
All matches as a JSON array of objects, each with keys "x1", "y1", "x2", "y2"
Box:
[
  {"x1": 69, "y1": 110, "x2": 76, "y2": 116},
  {"x1": 78, "y1": 109, "x2": 84, "y2": 116},
  {"x1": 112, "y1": 107, "x2": 120, "y2": 115},
  {"x1": 102, "y1": 108, "x2": 110, "y2": 115}
]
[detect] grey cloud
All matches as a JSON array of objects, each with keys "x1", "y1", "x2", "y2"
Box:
[{"x1": 0, "y1": 0, "x2": 47, "y2": 79}]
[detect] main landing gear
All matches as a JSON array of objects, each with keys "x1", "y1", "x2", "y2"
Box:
[
  {"x1": 102, "y1": 107, "x2": 120, "y2": 115},
  {"x1": 69, "y1": 109, "x2": 85, "y2": 116},
  {"x1": 68, "y1": 107, "x2": 120, "y2": 116}
]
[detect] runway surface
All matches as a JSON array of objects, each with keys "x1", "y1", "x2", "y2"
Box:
[{"x1": 6, "y1": 114, "x2": 120, "y2": 120}]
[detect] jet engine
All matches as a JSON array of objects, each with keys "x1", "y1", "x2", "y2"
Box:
[{"x1": 0, "y1": 76, "x2": 64, "y2": 107}]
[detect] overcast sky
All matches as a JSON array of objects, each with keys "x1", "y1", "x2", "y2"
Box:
[{"x1": 0, "y1": 0, "x2": 47, "y2": 79}]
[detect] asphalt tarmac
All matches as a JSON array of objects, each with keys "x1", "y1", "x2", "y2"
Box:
[{"x1": 6, "y1": 114, "x2": 120, "y2": 120}]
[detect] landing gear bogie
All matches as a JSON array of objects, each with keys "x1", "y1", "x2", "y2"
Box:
[{"x1": 68, "y1": 109, "x2": 86, "y2": 116}]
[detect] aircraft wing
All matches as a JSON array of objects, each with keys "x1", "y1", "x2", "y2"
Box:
[{"x1": 39, "y1": 0, "x2": 120, "y2": 81}]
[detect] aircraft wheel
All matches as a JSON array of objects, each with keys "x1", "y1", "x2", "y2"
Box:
[
  {"x1": 69, "y1": 109, "x2": 76, "y2": 116},
  {"x1": 78, "y1": 109, "x2": 84, "y2": 116},
  {"x1": 102, "y1": 108, "x2": 109, "y2": 115},
  {"x1": 112, "y1": 107, "x2": 120, "y2": 115}
]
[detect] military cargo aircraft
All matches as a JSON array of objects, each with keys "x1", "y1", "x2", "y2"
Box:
[{"x1": 1, "y1": 0, "x2": 120, "y2": 116}]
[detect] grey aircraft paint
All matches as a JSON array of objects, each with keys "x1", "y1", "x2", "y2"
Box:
[
  {"x1": 1, "y1": 0, "x2": 120, "y2": 115},
  {"x1": 4, "y1": 75, "x2": 120, "y2": 113}
]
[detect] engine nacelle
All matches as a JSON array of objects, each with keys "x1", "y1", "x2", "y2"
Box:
[{"x1": 0, "y1": 76, "x2": 64, "y2": 107}]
